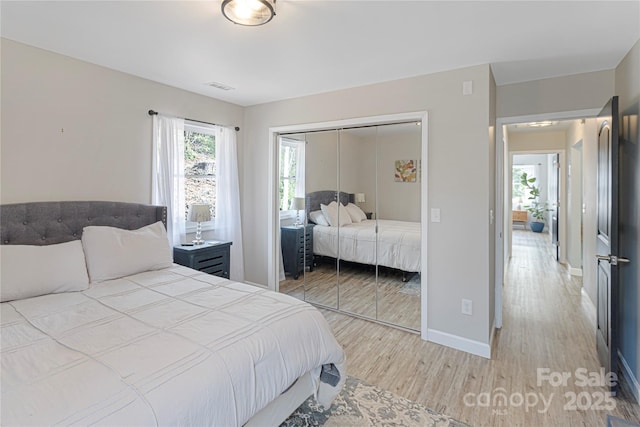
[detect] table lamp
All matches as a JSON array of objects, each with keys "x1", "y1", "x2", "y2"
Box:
[
  {"x1": 187, "y1": 204, "x2": 211, "y2": 245},
  {"x1": 291, "y1": 197, "x2": 305, "y2": 226}
]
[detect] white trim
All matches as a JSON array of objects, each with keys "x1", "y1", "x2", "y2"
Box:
[
  {"x1": 567, "y1": 263, "x2": 583, "y2": 276},
  {"x1": 580, "y1": 287, "x2": 596, "y2": 313},
  {"x1": 427, "y1": 329, "x2": 491, "y2": 359},
  {"x1": 618, "y1": 349, "x2": 640, "y2": 404},
  {"x1": 268, "y1": 111, "x2": 429, "y2": 336}
]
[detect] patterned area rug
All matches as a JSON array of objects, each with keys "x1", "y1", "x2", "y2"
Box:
[
  {"x1": 281, "y1": 376, "x2": 470, "y2": 427},
  {"x1": 399, "y1": 274, "x2": 421, "y2": 296}
]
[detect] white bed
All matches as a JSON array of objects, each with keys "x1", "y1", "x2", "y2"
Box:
[
  {"x1": 313, "y1": 219, "x2": 421, "y2": 273},
  {"x1": 0, "y1": 201, "x2": 345, "y2": 426}
]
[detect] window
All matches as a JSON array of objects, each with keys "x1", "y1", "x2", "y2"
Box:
[
  {"x1": 512, "y1": 164, "x2": 537, "y2": 210},
  {"x1": 279, "y1": 140, "x2": 299, "y2": 212},
  {"x1": 184, "y1": 122, "x2": 216, "y2": 221}
]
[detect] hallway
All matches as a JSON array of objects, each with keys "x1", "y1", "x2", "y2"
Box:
[{"x1": 320, "y1": 229, "x2": 640, "y2": 426}]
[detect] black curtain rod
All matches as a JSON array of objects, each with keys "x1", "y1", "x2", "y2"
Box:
[{"x1": 148, "y1": 110, "x2": 240, "y2": 132}]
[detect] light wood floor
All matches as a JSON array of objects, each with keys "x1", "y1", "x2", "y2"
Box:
[
  {"x1": 313, "y1": 230, "x2": 640, "y2": 426},
  {"x1": 280, "y1": 258, "x2": 421, "y2": 330}
]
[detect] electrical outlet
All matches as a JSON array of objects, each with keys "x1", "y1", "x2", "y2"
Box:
[{"x1": 462, "y1": 299, "x2": 473, "y2": 316}]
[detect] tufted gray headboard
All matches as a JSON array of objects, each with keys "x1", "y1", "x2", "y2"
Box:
[
  {"x1": 0, "y1": 201, "x2": 167, "y2": 246},
  {"x1": 305, "y1": 191, "x2": 354, "y2": 218}
]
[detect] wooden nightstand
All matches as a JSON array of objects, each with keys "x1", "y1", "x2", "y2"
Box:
[
  {"x1": 173, "y1": 241, "x2": 232, "y2": 278},
  {"x1": 281, "y1": 225, "x2": 314, "y2": 280}
]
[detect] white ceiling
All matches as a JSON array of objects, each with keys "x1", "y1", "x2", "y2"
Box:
[{"x1": 1, "y1": 1, "x2": 639, "y2": 107}]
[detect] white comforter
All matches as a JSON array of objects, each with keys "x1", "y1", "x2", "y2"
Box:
[
  {"x1": 313, "y1": 219, "x2": 421, "y2": 272},
  {"x1": 1, "y1": 265, "x2": 345, "y2": 426}
]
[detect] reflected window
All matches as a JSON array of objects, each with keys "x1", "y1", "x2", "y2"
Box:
[{"x1": 279, "y1": 138, "x2": 305, "y2": 213}]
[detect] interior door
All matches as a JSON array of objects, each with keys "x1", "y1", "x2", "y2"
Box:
[
  {"x1": 550, "y1": 153, "x2": 560, "y2": 260},
  {"x1": 595, "y1": 96, "x2": 620, "y2": 393}
]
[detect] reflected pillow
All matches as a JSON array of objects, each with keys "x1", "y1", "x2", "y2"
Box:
[
  {"x1": 321, "y1": 201, "x2": 352, "y2": 227},
  {"x1": 309, "y1": 210, "x2": 330, "y2": 226},
  {"x1": 81, "y1": 221, "x2": 172, "y2": 282},
  {"x1": 0, "y1": 240, "x2": 89, "y2": 302},
  {"x1": 345, "y1": 203, "x2": 367, "y2": 223}
]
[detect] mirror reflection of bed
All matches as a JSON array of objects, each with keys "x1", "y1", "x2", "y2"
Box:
[{"x1": 278, "y1": 122, "x2": 422, "y2": 331}]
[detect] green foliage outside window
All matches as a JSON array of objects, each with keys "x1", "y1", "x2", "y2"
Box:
[{"x1": 184, "y1": 130, "x2": 216, "y2": 219}]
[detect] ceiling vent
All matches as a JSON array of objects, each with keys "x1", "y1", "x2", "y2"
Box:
[{"x1": 205, "y1": 81, "x2": 235, "y2": 91}]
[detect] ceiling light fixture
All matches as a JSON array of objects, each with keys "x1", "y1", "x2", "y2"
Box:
[
  {"x1": 221, "y1": 0, "x2": 276, "y2": 26},
  {"x1": 528, "y1": 121, "x2": 555, "y2": 128}
]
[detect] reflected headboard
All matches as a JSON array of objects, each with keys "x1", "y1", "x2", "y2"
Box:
[
  {"x1": 0, "y1": 201, "x2": 167, "y2": 246},
  {"x1": 306, "y1": 191, "x2": 354, "y2": 216}
]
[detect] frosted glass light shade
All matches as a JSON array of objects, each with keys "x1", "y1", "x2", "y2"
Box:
[
  {"x1": 221, "y1": 0, "x2": 276, "y2": 26},
  {"x1": 355, "y1": 193, "x2": 366, "y2": 203},
  {"x1": 187, "y1": 204, "x2": 211, "y2": 223},
  {"x1": 291, "y1": 197, "x2": 306, "y2": 210}
]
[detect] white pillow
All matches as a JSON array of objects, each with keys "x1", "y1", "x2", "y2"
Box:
[
  {"x1": 309, "y1": 210, "x2": 330, "y2": 226},
  {"x1": 81, "y1": 221, "x2": 173, "y2": 282},
  {"x1": 321, "y1": 201, "x2": 352, "y2": 227},
  {"x1": 345, "y1": 203, "x2": 367, "y2": 223},
  {"x1": 0, "y1": 240, "x2": 89, "y2": 302}
]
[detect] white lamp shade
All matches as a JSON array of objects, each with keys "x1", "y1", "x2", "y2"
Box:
[
  {"x1": 187, "y1": 204, "x2": 211, "y2": 222},
  {"x1": 355, "y1": 193, "x2": 366, "y2": 203},
  {"x1": 291, "y1": 197, "x2": 306, "y2": 210},
  {"x1": 221, "y1": 0, "x2": 276, "y2": 26}
]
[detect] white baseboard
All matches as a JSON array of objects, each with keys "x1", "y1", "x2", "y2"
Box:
[
  {"x1": 427, "y1": 328, "x2": 491, "y2": 359},
  {"x1": 617, "y1": 349, "x2": 640, "y2": 404},
  {"x1": 567, "y1": 263, "x2": 583, "y2": 276},
  {"x1": 580, "y1": 288, "x2": 596, "y2": 313}
]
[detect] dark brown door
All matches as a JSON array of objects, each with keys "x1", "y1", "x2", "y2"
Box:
[{"x1": 595, "y1": 96, "x2": 621, "y2": 393}]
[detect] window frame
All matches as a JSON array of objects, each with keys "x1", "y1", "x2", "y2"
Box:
[
  {"x1": 184, "y1": 121, "x2": 217, "y2": 233},
  {"x1": 279, "y1": 138, "x2": 300, "y2": 220}
]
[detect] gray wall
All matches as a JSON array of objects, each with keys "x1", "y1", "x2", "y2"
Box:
[
  {"x1": 564, "y1": 118, "x2": 598, "y2": 307},
  {"x1": 496, "y1": 70, "x2": 615, "y2": 118},
  {"x1": 1, "y1": 39, "x2": 244, "y2": 206},
  {"x1": 244, "y1": 64, "x2": 495, "y2": 345}
]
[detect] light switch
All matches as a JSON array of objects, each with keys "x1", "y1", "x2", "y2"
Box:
[{"x1": 431, "y1": 208, "x2": 441, "y2": 223}]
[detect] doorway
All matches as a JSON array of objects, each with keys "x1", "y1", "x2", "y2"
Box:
[{"x1": 495, "y1": 109, "x2": 600, "y2": 329}]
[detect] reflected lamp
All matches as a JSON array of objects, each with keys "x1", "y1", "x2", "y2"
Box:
[{"x1": 291, "y1": 197, "x2": 305, "y2": 226}]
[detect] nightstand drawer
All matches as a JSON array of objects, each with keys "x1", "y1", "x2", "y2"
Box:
[
  {"x1": 281, "y1": 225, "x2": 314, "y2": 280},
  {"x1": 173, "y1": 241, "x2": 232, "y2": 279}
]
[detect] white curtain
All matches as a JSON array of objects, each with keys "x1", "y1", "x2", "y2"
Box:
[
  {"x1": 279, "y1": 139, "x2": 306, "y2": 281},
  {"x1": 215, "y1": 126, "x2": 245, "y2": 282},
  {"x1": 294, "y1": 140, "x2": 305, "y2": 198},
  {"x1": 152, "y1": 115, "x2": 185, "y2": 247}
]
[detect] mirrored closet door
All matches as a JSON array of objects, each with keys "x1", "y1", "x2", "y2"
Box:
[{"x1": 278, "y1": 121, "x2": 422, "y2": 332}]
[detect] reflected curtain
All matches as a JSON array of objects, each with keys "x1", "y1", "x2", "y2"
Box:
[
  {"x1": 215, "y1": 126, "x2": 245, "y2": 282},
  {"x1": 294, "y1": 140, "x2": 305, "y2": 198},
  {"x1": 152, "y1": 115, "x2": 186, "y2": 247}
]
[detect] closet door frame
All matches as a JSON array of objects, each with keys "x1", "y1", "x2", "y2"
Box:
[{"x1": 268, "y1": 111, "x2": 429, "y2": 338}]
